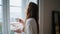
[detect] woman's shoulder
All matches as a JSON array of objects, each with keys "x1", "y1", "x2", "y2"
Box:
[
  {"x1": 26, "y1": 18, "x2": 36, "y2": 24},
  {"x1": 26, "y1": 18, "x2": 35, "y2": 22}
]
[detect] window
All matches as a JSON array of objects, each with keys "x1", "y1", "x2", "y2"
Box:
[
  {"x1": 10, "y1": 0, "x2": 23, "y2": 34},
  {"x1": 10, "y1": 0, "x2": 22, "y2": 22},
  {"x1": 0, "y1": 6, "x2": 3, "y2": 34},
  {"x1": 0, "y1": 0, "x2": 3, "y2": 34},
  {"x1": 28, "y1": 0, "x2": 37, "y2": 4},
  {"x1": 0, "y1": 0, "x2": 2, "y2": 5},
  {"x1": 0, "y1": 0, "x2": 37, "y2": 34}
]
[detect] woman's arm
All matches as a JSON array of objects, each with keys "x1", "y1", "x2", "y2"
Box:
[
  {"x1": 13, "y1": 18, "x2": 24, "y2": 33},
  {"x1": 13, "y1": 29, "x2": 22, "y2": 33},
  {"x1": 26, "y1": 24, "x2": 33, "y2": 34},
  {"x1": 26, "y1": 19, "x2": 34, "y2": 34}
]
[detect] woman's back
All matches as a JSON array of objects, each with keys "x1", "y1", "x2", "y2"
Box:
[{"x1": 25, "y1": 18, "x2": 37, "y2": 34}]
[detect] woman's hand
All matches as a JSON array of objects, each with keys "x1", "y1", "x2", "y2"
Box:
[
  {"x1": 19, "y1": 19, "x2": 24, "y2": 23},
  {"x1": 13, "y1": 29, "x2": 23, "y2": 33}
]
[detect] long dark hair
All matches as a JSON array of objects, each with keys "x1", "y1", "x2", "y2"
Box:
[{"x1": 26, "y1": 2, "x2": 39, "y2": 34}]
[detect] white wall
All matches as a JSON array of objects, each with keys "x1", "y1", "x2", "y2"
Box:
[{"x1": 39, "y1": 0, "x2": 60, "y2": 34}]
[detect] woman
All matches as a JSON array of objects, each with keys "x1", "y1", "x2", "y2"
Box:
[
  {"x1": 14, "y1": 2, "x2": 39, "y2": 34},
  {"x1": 25, "y1": 2, "x2": 39, "y2": 34}
]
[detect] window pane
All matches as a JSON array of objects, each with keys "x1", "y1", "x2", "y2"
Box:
[
  {"x1": 29, "y1": 0, "x2": 37, "y2": 4},
  {"x1": 0, "y1": 0, "x2": 2, "y2": 5},
  {"x1": 10, "y1": 7, "x2": 22, "y2": 34},
  {"x1": 10, "y1": 7, "x2": 22, "y2": 22},
  {"x1": 10, "y1": 0, "x2": 22, "y2": 6},
  {"x1": 0, "y1": 6, "x2": 3, "y2": 34},
  {"x1": 10, "y1": 0, "x2": 25, "y2": 34}
]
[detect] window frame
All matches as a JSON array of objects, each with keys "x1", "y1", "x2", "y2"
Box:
[
  {"x1": 2, "y1": 0, "x2": 10, "y2": 34},
  {"x1": 2, "y1": 0, "x2": 24, "y2": 34}
]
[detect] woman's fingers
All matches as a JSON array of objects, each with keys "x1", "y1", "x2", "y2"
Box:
[
  {"x1": 19, "y1": 19, "x2": 24, "y2": 23},
  {"x1": 13, "y1": 29, "x2": 22, "y2": 33}
]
